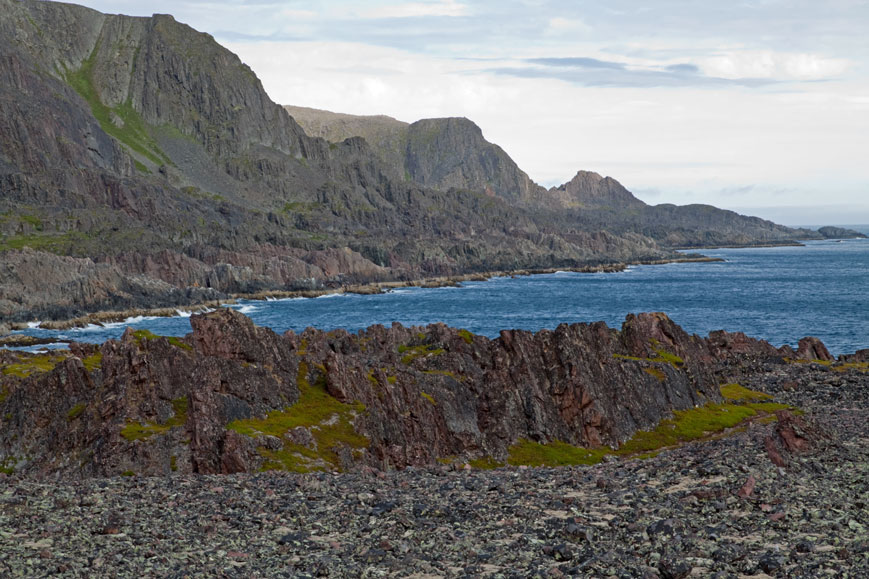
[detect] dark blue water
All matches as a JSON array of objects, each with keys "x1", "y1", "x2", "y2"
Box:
[{"x1": 11, "y1": 234, "x2": 869, "y2": 355}]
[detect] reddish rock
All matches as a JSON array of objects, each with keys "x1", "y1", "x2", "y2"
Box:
[
  {"x1": 795, "y1": 337, "x2": 834, "y2": 362},
  {"x1": 738, "y1": 475, "x2": 756, "y2": 498}
]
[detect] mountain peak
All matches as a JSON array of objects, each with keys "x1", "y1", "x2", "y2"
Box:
[{"x1": 549, "y1": 171, "x2": 646, "y2": 209}]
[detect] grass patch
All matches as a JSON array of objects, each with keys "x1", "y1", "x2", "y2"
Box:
[
  {"x1": 617, "y1": 403, "x2": 756, "y2": 454},
  {"x1": 82, "y1": 352, "x2": 102, "y2": 372},
  {"x1": 644, "y1": 367, "x2": 666, "y2": 382},
  {"x1": 120, "y1": 397, "x2": 188, "y2": 441},
  {"x1": 67, "y1": 403, "x2": 86, "y2": 421},
  {"x1": 0, "y1": 456, "x2": 18, "y2": 475},
  {"x1": 132, "y1": 329, "x2": 192, "y2": 351},
  {"x1": 505, "y1": 383, "x2": 801, "y2": 467},
  {"x1": 468, "y1": 456, "x2": 504, "y2": 470},
  {"x1": 508, "y1": 439, "x2": 611, "y2": 467},
  {"x1": 227, "y1": 362, "x2": 368, "y2": 473},
  {"x1": 398, "y1": 344, "x2": 446, "y2": 365},
  {"x1": 1, "y1": 352, "x2": 66, "y2": 378},
  {"x1": 0, "y1": 231, "x2": 89, "y2": 253},
  {"x1": 720, "y1": 383, "x2": 772, "y2": 402},
  {"x1": 420, "y1": 391, "x2": 437, "y2": 405},
  {"x1": 65, "y1": 44, "x2": 170, "y2": 166},
  {"x1": 458, "y1": 329, "x2": 474, "y2": 345}
]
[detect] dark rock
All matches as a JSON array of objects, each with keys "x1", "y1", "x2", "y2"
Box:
[{"x1": 658, "y1": 557, "x2": 692, "y2": 579}]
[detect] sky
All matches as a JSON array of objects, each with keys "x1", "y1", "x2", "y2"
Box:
[{"x1": 71, "y1": 1, "x2": 869, "y2": 226}]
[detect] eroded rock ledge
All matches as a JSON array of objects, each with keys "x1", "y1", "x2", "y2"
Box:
[{"x1": 0, "y1": 309, "x2": 851, "y2": 478}]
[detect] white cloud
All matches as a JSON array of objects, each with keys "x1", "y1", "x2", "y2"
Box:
[
  {"x1": 545, "y1": 17, "x2": 592, "y2": 35},
  {"x1": 359, "y1": 1, "x2": 469, "y2": 19},
  {"x1": 701, "y1": 50, "x2": 851, "y2": 80}
]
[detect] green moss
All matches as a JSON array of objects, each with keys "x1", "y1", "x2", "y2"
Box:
[
  {"x1": 132, "y1": 329, "x2": 192, "y2": 351},
  {"x1": 133, "y1": 159, "x2": 151, "y2": 174},
  {"x1": 720, "y1": 383, "x2": 771, "y2": 402},
  {"x1": 65, "y1": 44, "x2": 170, "y2": 166},
  {"x1": 508, "y1": 439, "x2": 611, "y2": 467},
  {"x1": 643, "y1": 367, "x2": 666, "y2": 382},
  {"x1": 399, "y1": 344, "x2": 446, "y2": 365},
  {"x1": 227, "y1": 362, "x2": 368, "y2": 473},
  {"x1": 468, "y1": 456, "x2": 504, "y2": 470},
  {"x1": 170, "y1": 455, "x2": 178, "y2": 472},
  {"x1": 420, "y1": 391, "x2": 437, "y2": 405},
  {"x1": 618, "y1": 403, "x2": 756, "y2": 454},
  {"x1": 613, "y1": 353, "x2": 644, "y2": 362},
  {"x1": 367, "y1": 369, "x2": 379, "y2": 386},
  {"x1": 506, "y1": 384, "x2": 803, "y2": 467},
  {"x1": 458, "y1": 329, "x2": 474, "y2": 345},
  {"x1": 120, "y1": 397, "x2": 188, "y2": 441},
  {"x1": 1, "y1": 353, "x2": 66, "y2": 378},
  {"x1": 20, "y1": 214, "x2": 43, "y2": 230},
  {"x1": 82, "y1": 352, "x2": 102, "y2": 372},
  {"x1": 0, "y1": 231, "x2": 93, "y2": 253},
  {"x1": 0, "y1": 456, "x2": 18, "y2": 475},
  {"x1": 67, "y1": 403, "x2": 86, "y2": 421},
  {"x1": 121, "y1": 470, "x2": 135, "y2": 477},
  {"x1": 386, "y1": 375, "x2": 397, "y2": 385}
]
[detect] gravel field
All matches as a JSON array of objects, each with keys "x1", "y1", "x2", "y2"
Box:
[{"x1": 1, "y1": 366, "x2": 866, "y2": 578}]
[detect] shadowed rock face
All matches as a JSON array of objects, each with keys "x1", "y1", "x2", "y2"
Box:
[{"x1": 0, "y1": 309, "x2": 835, "y2": 478}]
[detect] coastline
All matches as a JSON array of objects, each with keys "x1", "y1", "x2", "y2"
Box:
[{"x1": 1, "y1": 255, "x2": 721, "y2": 337}]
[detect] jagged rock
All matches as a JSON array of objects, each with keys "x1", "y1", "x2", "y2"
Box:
[
  {"x1": 795, "y1": 337, "x2": 834, "y2": 362},
  {"x1": 0, "y1": 309, "x2": 735, "y2": 477}
]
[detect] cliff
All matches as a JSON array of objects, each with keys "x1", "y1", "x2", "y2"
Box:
[
  {"x1": 0, "y1": 0, "x2": 823, "y2": 325},
  {"x1": 0, "y1": 308, "x2": 836, "y2": 478},
  {"x1": 0, "y1": 0, "x2": 679, "y2": 323},
  {"x1": 284, "y1": 107, "x2": 821, "y2": 248}
]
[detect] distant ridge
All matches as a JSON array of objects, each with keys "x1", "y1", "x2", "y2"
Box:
[{"x1": 0, "y1": 0, "x2": 821, "y2": 324}]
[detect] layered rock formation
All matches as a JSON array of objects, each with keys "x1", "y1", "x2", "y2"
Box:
[
  {"x1": 0, "y1": 309, "x2": 842, "y2": 478},
  {"x1": 0, "y1": 1, "x2": 827, "y2": 325}
]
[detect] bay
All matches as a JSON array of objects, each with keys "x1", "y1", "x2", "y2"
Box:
[{"x1": 11, "y1": 234, "x2": 869, "y2": 355}]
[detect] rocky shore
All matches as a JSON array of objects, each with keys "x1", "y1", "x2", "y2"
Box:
[
  {"x1": 0, "y1": 256, "x2": 720, "y2": 335},
  {"x1": 0, "y1": 361, "x2": 866, "y2": 577}
]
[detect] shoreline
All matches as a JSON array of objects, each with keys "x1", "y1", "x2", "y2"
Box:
[{"x1": 1, "y1": 256, "x2": 721, "y2": 337}]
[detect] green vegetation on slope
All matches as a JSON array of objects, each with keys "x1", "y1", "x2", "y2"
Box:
[
  {"x1": 504, "y1": 384, "x2": 796, "y2": 468},
  {"x1": 120, "y1": 397, "x2": 189, "y2": 441},
  {"x1": 65, "y1": 44, "x2": 171, "y2": 166},
  {"x1": 227, "y1": 362, "x2": 368, "y2": 473}
]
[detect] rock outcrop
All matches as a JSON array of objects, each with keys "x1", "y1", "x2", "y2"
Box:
[
  {"x1": 0, "y1": 309, "x2": 844, "y2": 478},
  {"x1": 0, "y1": 0, "x2": 832, "y2": 327}
]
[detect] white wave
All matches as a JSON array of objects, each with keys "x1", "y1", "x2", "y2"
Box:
[
  {"x1": 175, "y1": 309, "x2": 193, "y2": 318},
  {"x1": 27, "y1": 321, "x2": 41, "y2": 329},
  {"x1": 315, "y1": 292, "x2": 347, "y2": 299},
  {"x1": 236, "y1": 304, "x2": 260, "y2": 314}
]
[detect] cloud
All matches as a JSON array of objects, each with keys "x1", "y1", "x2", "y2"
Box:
[
  {"x1": 486, "y1": 57, "x2": 776, "y2": 88},
  {"x1": 360, "y1": 0, "x2": 470, "y2": 19},
  {"x1": 545, "y1": 17, "x2": 592, "y2": 35},
  {"x1": 701, "y1": 51, "x2": 850, "y2": 81},
  {"x1": 528, "y1": 57, "x2": 625, "y2": 70}
]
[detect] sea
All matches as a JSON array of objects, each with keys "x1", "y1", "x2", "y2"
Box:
[{"x1": 8, "y1": 227, "x2": 869, "y2": 356}]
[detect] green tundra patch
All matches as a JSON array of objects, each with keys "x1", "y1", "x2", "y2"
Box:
[
  {"x1": 227, "y1": 362, "x2": 368, "y2": 473},
  {"x1": 120, "y1": 398, "x2": 188, "y2": 441},
  {"x1": 505, "y1": 383, "x2": 797, "y2": 467}
]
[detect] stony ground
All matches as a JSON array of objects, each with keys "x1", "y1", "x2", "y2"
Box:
[{"x1": 1, "y1": 364, "x2": 867, "y2": 578}]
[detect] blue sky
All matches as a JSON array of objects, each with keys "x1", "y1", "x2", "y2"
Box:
[{"x1": 72, "y1": 1, "x2": 869, "y2": 225}]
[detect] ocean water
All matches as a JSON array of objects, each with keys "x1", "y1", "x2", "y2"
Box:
[{"x1": 9, "y1": 233, "x2": 869, "y2": 356}]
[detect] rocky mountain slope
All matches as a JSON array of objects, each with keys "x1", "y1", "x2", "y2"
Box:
[
  {"x1": 0, "y1": 0, "x2": 820, "y2": 326},
  {"x1": 286, "y1": 107, "x2": 821, "y2": 248},
  {"x1": 0, "y1": 307, "x2": 855, "y2": 478}
]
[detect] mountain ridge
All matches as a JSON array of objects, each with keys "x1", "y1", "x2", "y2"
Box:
[{"x1": 0, "y1": 0, "x2": 826, "y2": 325}]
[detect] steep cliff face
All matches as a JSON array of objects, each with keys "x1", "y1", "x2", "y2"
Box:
[
  {"x1": 0, "y1": 309, "x2": 828, "y2": 478},
  {"x1": 1, "y1": 0, "x2": 683, "y2": 322}
]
